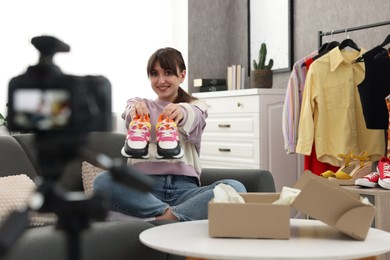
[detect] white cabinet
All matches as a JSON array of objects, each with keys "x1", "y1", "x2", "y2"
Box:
[{"x1": 193, "y1": 89, "x2": 301, "y2": 192}]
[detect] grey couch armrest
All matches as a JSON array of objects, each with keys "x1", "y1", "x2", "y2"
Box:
[
  {"x1": 0, "y1": 221, "x2": 168, "y2": 260},
  {"x1": 200, "y1": 168, "x2": 276, "y2": 192}
]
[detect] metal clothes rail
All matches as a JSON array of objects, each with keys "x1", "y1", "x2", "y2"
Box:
[
  {"x1": 318, "y1": 20, "x2": 390, "y2": 156},
  {"x1": 318, "y1": 20, "x2": 390, "y2": 48}
]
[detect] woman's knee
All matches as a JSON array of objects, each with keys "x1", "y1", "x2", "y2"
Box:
[
  {"x1": 222, "y1": 179, "x2": 247, "y2": 192},
  {"x1": 93, "y1": 171, "x2": 112, "y2": 194}
]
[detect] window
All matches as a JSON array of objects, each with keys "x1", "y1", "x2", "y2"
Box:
[{"x1": 0, "y1": 0, "x2": 188, "y2": 115}]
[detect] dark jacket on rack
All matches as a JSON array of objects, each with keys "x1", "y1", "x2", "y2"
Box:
[{"x1": 358, "y1": 45, "x2": 390, "y2": 130}]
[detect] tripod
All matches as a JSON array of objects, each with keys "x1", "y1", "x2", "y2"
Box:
[{"x1": 0, "y1": 133, "x2": 154, "y2": 260}]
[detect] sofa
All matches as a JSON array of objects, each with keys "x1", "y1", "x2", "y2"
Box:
[{"x1": 0, "y1": 132, "x2": 276, "y2": 260}]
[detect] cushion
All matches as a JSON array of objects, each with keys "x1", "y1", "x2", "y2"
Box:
[
  {"x1": 80, "y1": 162, "x2": 156, "y2": 222},
  {"x1": 81, "y1": 161, "x2": 104, "y2": 196},
  {"x1": 0, "y1": 174, "x2": 56, "y2": 227}
]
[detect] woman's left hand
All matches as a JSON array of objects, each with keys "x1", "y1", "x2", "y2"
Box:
[{"x1": 161, "y1": 103, "x2": 184, "y2": 124}]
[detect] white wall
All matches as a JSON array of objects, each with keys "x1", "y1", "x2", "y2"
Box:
[{"x1": 0, "y1": 0, "x2": 188, "y2": 118}]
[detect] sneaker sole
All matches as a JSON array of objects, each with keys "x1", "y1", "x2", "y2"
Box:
[
  {"x1": 121, "y1": 146, "x2": 150, "y2": 159},
  {"x1": 378, "y1": 179, "x2": 390, "y2": 190},
  {"x1": 354, "y1": 179, "x2": 377, "y2": 188},
  {"x1": 156, "y1": 146, "x2": 184, "y2": 159}
]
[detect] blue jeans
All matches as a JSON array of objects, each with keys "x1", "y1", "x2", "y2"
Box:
[{"x1": 93, "y1": 172, "x2": 247, "y2": 221}]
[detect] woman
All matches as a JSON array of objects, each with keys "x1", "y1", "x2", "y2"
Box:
[{"x1": 93, "y1": 47, "x2": 246, "y2": 221}]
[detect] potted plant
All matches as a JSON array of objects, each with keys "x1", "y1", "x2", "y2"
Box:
[
  {"x1": 251, "y1": 42, "x2": 274, "y2": 88},
  {"x1": 0, "y1": 113, "x2": 9, "y2": 135},
  {"x1": 0, "y1": 113, "x2": 33, "y2": 135}
]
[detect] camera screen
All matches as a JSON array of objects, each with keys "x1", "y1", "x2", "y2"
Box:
[{"x1": 12, "y1": 89, "x2": 71, "y2": 130}]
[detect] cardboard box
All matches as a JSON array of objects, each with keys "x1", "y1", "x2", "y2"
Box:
[
  {"x1": 208, "y1": 193, "x2": 290, "y2": 239},
  {"x1": 292, "y1": 171, "x2": 375, "y2": 240},
  {"x1": 208, "y1": 171, "x2": 375, "y2": 240}
]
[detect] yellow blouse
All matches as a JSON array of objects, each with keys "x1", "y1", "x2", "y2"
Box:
[{"x1": 296, "y1": 47, "x2": 385, "y2": 166}]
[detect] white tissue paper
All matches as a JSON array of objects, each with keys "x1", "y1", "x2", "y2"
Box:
[
  {"x1": 360, "y1": 196, "x2": 371, "y2": 205},
  {"x1": 213, "y1": 183, "x2": 245, "y2": 203},
  {"x1": 272, "y1": 186, "x2": 301, "y2": 205}
]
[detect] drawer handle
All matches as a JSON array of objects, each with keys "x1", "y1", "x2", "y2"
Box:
[
  {"x1": 237, "y1": 102, "x2": 242, "y2": 107},
  {"x1": 218, "y1": 148, "x2": 231, "y2": 152},
  {"x1": 218, "y1": 124, "x2": 231, "y2": 128}
]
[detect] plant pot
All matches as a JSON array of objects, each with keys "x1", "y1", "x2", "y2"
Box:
[{"x1": 250, "y1": 69, "x2": 273, "y2": 88}]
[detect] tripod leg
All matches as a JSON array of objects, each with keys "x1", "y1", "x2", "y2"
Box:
[{"x1": 66, "y1": 230, "x2": 81, "y2": 260}]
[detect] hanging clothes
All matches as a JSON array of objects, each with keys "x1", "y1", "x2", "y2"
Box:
[
  {"x1": 386, "y1": 94, "x2": 390, "y2": 157},
  {"x1": 283, "y1": 44, "x2": 341, "y2": 175},
  {"x1": 296, "y1": 47, "x2": 385, "y2": 167},
  {"x1": 302, "y1": 57, "x2": 339, "y2": 175},
  {"x1": 283, "y1": 44, "x2": 342, "y2": 155},
  {"x1": 282, "y1": 52, "x2": 317, "y2": 154},
  {"x1": 357, "y1": 45, "x2": 390, "y2": 129}
]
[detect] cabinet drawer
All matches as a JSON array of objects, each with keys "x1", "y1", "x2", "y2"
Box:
[
  {"x1": 203, "y1": 95, "x2": 259, "y2": 114},
  {"x1": 203, "y1": 114, "x2": 259, "y2": 139},
  {"x1": 200, "y1": 139, "x2": 260, "y2": 165}
]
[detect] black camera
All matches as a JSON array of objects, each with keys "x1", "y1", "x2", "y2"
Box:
[
  {"x1": 7, "y1": 36, "x2": 112, "y2": 133},
  {"x1": 0, "y1": 36, "x2": 154, "y2": 260}
]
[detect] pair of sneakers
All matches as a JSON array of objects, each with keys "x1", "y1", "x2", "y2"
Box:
[
  {"x1": 121, "y1": 114, "x2": 184, "y2": 159},
  {"x1": 355, "y1": 157, "x2": 390, "y2": 189}
]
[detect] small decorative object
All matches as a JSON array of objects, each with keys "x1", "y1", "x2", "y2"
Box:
[
  {"x1": 251, "y1": 42, "x2": 273, "y2": 88},
  {"x1": 0, "y1": 113, "x2": 10, "y2": 135},
  {"x1": 0, "y1": 113, "x2": 5, "y2": 126}
]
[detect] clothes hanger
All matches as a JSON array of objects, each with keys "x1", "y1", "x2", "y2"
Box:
[
  {"x1": 339, "y1": 38, "x2": 360, "y2": 51},
  {"x1": 318, "y1": 42, "x2": 329, "y2": 54},
  {"x1": 354, "y1": 56, "x2": 364, "y2": 63},
  {"x1": 339, "y1": 29, "x2": 360, "y2": 51},
  {"x1": 317, "y1": 31, "x2": 331, "y2": 54},
  {"x1": 374, "y1": 33, "x2": 390, "y2": 59},
  {"x1": 313, "y1": 41, "x2": 340, "y2": 60},
  {"x1": 379, "y1": 33, "x2": 390, "y2": 48},
  {"x1": 317, "y1": 31, "x2": 340, "y2": 56},
  {"x1": 301, "y1": 32, "x2": 340, "y2": 68},
  {"x1": 355, "y1": 33, "x2": 390, "y2": 62},
  {"x1": 374, "y1": 48, "x2": 390, "y2": 60}
]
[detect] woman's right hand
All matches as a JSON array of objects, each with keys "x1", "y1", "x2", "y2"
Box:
[{"x1": 130, "y1": 101, "x2": 149, "y2": 118}]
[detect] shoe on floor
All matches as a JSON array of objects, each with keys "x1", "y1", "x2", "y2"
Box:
[
  {"x1": 121, "y1": 114, "x2": 151, "y2": 158},
  {"x1": 378, "y1": 157, "x2": 390, "y2": 190},
  {"x1": 355, "y1": 171, "x2": 379, "y2": 188},
  {"x1": 156, "y1": 115, "x2": 184, "y2": 159}
]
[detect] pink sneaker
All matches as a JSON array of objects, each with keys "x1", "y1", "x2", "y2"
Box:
[
  {"x1": 355, "y1": 171, "x2": 379, "y2": 188},
  {"x1": 121, "y1": 114, "x2": 151, "y2": 158},
  {"x1": 156, "y1": 115, "x2": 184, "y2": 159},
  {"x1": 378, "y1": 157, "x2": 390, "y2": 190}
]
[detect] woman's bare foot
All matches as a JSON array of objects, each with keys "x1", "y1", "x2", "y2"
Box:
[{"x1": 155, "y1": 208, "x2": 178, "y2": 221}]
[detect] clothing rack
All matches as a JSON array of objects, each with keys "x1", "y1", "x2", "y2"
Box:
[
  {"x1": 318, "y1": 20, "x2": 390, "y2": 48},
  {"x1": 319, "y1": 20, "x2": 390, "y2": 157}
]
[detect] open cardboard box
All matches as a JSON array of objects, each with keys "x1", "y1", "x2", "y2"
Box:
[
  {"x1": 208, "y1": 193, "x2": 290, "y2": 239},
  {"x1": 208, "y1": 171, "x2": 375, "y2": 240},
  {"x1": 291, "y1": 170, "x2": 375, "y2": 240}
]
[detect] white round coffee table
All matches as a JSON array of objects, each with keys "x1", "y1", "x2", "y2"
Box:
[{"x1": 140, "y1": 219, "x2": 390, "y2": 260}]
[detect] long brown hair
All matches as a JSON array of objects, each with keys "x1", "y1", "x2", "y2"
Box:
[{"x1": 147, "y1": 47, "x2": 197, "y2": 104}]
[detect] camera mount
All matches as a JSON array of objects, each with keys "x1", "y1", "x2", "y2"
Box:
[{"x1": 32, "y1": 35, "x2": 70, "y2": 65}]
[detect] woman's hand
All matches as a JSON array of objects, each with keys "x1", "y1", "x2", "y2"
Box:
[
  {"x1": 130, "y1": 102, "x2": 149, "y2": 118},
  {"x1": 161, "y1": 103, "x2": 184, "y2": 124}
]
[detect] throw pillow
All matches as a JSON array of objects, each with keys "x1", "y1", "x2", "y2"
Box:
[
  {"x1": 0, "y1": 174, "x2": 57, "y2": 227},
  {"x1": 80, "y1": 161, "x2": 156, "y2": 222},
  {"x1": 81, "y1": 161, "x2": 104, "y2": 196}
]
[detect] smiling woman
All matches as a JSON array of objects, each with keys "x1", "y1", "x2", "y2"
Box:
[{"x1": 0, "y1": 0, "x2": 188, "y2": 117}]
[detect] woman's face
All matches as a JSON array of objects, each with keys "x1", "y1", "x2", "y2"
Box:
[{"x1": 149, "y1": 61, "x2": 186, "y2": 102}]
